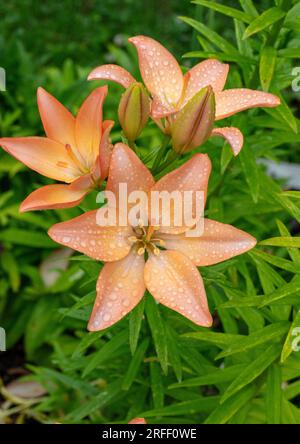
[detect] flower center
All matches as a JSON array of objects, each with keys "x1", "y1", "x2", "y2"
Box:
[
  {"x1": 64, "y1": 144, "x2": 90, "y2": 175},
  {"x1": 128, "y1": 220, "x2": 165, "y2": 256}
]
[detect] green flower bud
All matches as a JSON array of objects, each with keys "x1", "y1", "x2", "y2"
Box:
[
  {"x1": 118, "y1": 82, "x2": 150, "y2": 142},
  {"x1": 171, "y1": 86, "x2": 215, "y2": 154}
]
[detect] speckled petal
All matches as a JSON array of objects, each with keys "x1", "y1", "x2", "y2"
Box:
[
  {"x1": 160, "y1": 218, "x2": 257, "y2": 266},
  {"x1": 99, "y1": 120, "x2": 114, "y2": 180},
  {"x1": 0, "y1": 137, "x2": 79, "y2": 183},
  {"x1": 88, "y1": 64, "x2": 136, "y2": 88},
  {"x1": 144, "y1": 250, "x2": 212, "y2": 327},
  {"x1": 215, "y1": 89, "x2": 280, "y2": 120},
  {"x1": 75, "y1": 86, "x2": 107, "y2": 168},
  {"x1": 183, "y1": 59, "x2": 229, "y2": 106},
  {"x1": 37, "y1": 87, "x2": 76, "y2": 147},
  {"x1": 128, "y1": 418, "x2": 147, "y2": 424},
  {"x1": 88, "y1": 250, "x2": 145, "y2": 331},
  {"x1": 151, "y1": 154, "x2": 211, "y2": 234},
  {"x1": 107, "y1": 143, "x2": 155, "y2": 197},
  {"x1": 20, "y1": 178, "x2": 90, "y2": 212},
  {"x1": 211, "y1": 127, "x2": 244, "y2": 156},
  {"x1": 48, "y1": 210, "x2": 132, "y2": 261},
  {"x1": 129, "y1": 35, "x2": 184, "y2": 115}
]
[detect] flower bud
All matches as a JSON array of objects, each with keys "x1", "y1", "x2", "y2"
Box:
[
  {"x1": 171, "y1": 86, "x2": 215, "y2": 154},
  {"x1": 118, "y1": 82, "x2": 150, "y2": 142}
]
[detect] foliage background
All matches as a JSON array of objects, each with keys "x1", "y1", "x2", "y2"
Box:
[{"x1": 1, "y1": 0, "x2": 300, "y2": 424}]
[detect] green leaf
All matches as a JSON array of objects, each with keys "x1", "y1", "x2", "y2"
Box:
[
  {"x1": 169, "y1": 364, "x2": 246, "y2": 389},
  {"x1": 0, "y1": 251, "x2": 20, "y2": 292},
  {"x1": 122, "y1": 339, "x2": 149, "y2": 390},
  {"x1": 83, "y1": 330, "x2": 129, "y2": 377},
  {"x1": 179, "y1": 16, "x2": 239, "y2": 55},
  {"x1": 0, "y1": 229, "x2": 55, "y2": 248},
  {"x1": 259, "y1": 237, "x2": 300, "y2": 248},
  {"x1": 249, "y1": 250, "x2": 300, "y2": 274},
  {"x1": 145, "y1": 294, "x2": 168, "y2": 374},
  {"x1": 216, "y1": 322, "x2": 289, "y2": 360},
  {"x1": 141, "y1": 396, "x2": 219, "y2": 418},
  {"x1": 243, "y1": 7, "x2": 286, "y2": 39},
  {"x1": 182, "y1": 330, "x2": 239, "y2": 348},
  {"x1": 259, "y1": 46, "x2": 277, "y2": 91},
  {"x1": 193, "y1": 1, "x2": 252, "y2": 23},
  {"x1": 239, "y1": 142, "x2": 259, "y2": 203},
  {"x1": 150, "y1": 361, "x2": 164, "y2": 409},
  {"x1": 205, "y1": 385, "x2": 257, "y2": 424},
  {"x1": 259, "y1": 278, "x2": 300, "y2": 307},
  {"x1": 281, "y1": 310, "x2": 300, "y2": 363},
  {"x1": 221, "y1": 344, "x2": 280, "y2": 402},
  {"x1": 129, "y1": 298, "x2": 145, "y2": 354},
  {"x1": 266, "y1": 364, "x2": 282, "y2": 424}
]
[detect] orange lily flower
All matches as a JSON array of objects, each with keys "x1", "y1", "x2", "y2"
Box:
[
  {"x1": 88, "y1": 35, "x2": 280, "y2": 155},
  {"x1": 48, "y1": 143, "x2": 256, "y2": 331},
  {"x1": 0, "y1": 86, "x2": 113, "y2": 211},
  {"x1": 128, "y1": 418, "x2": 147, "y2": 424}
]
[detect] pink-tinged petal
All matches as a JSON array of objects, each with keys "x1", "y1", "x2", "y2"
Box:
[
  {"x1": 151, "y1": 154, "x2": 211, "y2": 234},
  {"x1": 144, "y1": 250, "x2": 212, "y2": 327},
  {"x1": 129, "y1": 35, "x2": 184, "y2": 114},
  {"x1": 183, "y1": 59, "x2": 229, "y2": 106},
  {"x1": 151, "y1": 96, "x2": 177, "y2": 119},
  {"x1": 88, "y1": 250, "x2": 145, "y2": 331},
  {"x1": 128, "y1": 418, "x2": 147, "y2": 424},
  {"x1": 211, "y1": 127, "x2": 244, "y2": 156},
  {"x1": 88, "y1": 64, "x2": 136, "y2": 88},
  {"x1": 107, "y1": 143, "x2": 155, "y2": 197},
  {"x1": 99, "y1": 120, "x2": 114, "y2": 180},
  {"x1": 20, "y1": 174, "x2": 93, "y2": 212},
  {"x1": 48, "y1": 210, "x2": 132, "y2": 261},
  {"x1": 37, "y1": 87, "x2": 76, "y2": 147},
  {"x1": 75, "y1": 86, "x2": 107, "y2": 168},
  {"x1": 0, "y1": 137, "x2": 79, "y2": 182},
  {"x1": 215, "y1": 89, "x2": 281, "y2": 120},
  {"x1": 160, "y1": 218, "x2": 257, "y2": 266}
]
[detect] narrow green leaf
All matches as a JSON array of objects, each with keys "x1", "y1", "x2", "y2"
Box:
[
  {"x1": 259, "y1": 278, "x2": 300, "y2": 307},
  {"x1": 150, "y1": 361, "x2": 164, "y2": 409},
  {"x1": 260, "y1": 46, "x2": 277, "y2": 91},
  {"x1": 239, "y1": 143, "x2": 259, "y2": 202},
  {"x1": 259, "y1": 237, "x2": 300, "y2": 247},
  {"x1": 216, "y1": 322, "x2": 289, "y2": 360},
  {"x1": 193, "y1": 1, "x2": 252, "y2": 23},
  {"x1": 122, "y1": 339, "x2": 149, "y2": 390},
  {"x1": 221, "y1": 344, "x2": 280, "y2": 403},
  {"x1": 243, "y1": 7, "x2": 286, "y2": 39},
  {"x1": 281, "y1": 310, "x2": 300, "y2": 363},
  {"x1": 141, "y1": 396, "x2": 219, "y2": 418},
  {"x1": 129, "y1": 298, "x2": 145, "y2": 354},
  {"x1": 266, "y1": 364, "x2": 282, "y2": 424},
  {"x1": 250, "y1": 250, "x2": 300, "y2": 274},
  {"x1": 169, "y1": 364, "x2": 246, "y2": 389},
  {"x1": 145, "y1": 295, "x2": 168, "y2": 374},
  {"x1": 205, "y1": 385, "x2": 256, "y2": 424}
]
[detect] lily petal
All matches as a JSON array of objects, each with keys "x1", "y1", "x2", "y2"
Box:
[
  {"x1": 183, "y1": 59, "x2": 229, "y2": 106},
  {"x1": 88, "y1": 249, "x2": 145, "y2": 331},
  {"x1": 88, "y1": 64, "x2": 136, "y2": 88},
  {"x1": 75, "y1": 86, "x2": 107, "y2": 168},
  {"x1": 20, "y1": 174, "x2": 93, "y2": 212},
  {"x1": 211, "y1": 127, "x2": 244, "y2": 156},
  {"x1": 151, "y1": 154, "x2": 211, "y2": 233},
  {"x1": 144, "y1": 250, "x2": 212, "y2": 327},
  {"x1": 48, "y1": 210, "x2": 132, "y2": 261},
  {"x1": 215, "y1": 89, "x2": 280, "y2": 120},
  {"x1": 99, "y1": 120, "x2": 114, "y2": 180},
  {"x1": 107, "y1": 143, "x2": 155, "y2": 197},
  {"x1": 0, "y1": 137, "x2": 79, "y2": 182},
  {"x1": 129, "y1": 35, "x2": 184, "y2": 116},
  {"x1": 37, "y1": 87, "x2": 76, "y2": 147},
  {"x1": 160, "y1": 218, "x2": 257, "y2": 266}
]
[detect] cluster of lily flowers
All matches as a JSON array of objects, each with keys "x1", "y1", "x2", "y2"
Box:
[{"x1": 0, "y1": 36, "x2": 280, "y2": 331}]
